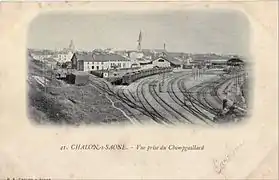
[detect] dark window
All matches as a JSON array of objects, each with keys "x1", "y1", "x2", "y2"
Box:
[
  {"x1": 92, "y1": 66, "x2": 94, "y2": 69},
  {"x1": 158, "y1": 59, "x2": 164, "y2": 62},
  {"x1": 97, "y1": 66, "x2": 99, "y2": 70}
]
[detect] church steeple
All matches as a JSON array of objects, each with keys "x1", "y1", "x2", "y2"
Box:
[
  {"x1": 137, "y1": 31, "x2": 142, "y2": 51},
  {"x1": 69, "y1": 40, "x2": 75, "y2": 53}
]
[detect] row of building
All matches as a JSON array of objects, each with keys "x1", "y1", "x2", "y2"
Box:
[
  {"x1": 70, "y1": 50, "x2": 192, "y2": 72},
  {"x1": 30, "y1": 49, "x2": 74, "y2": 63},
  {"x1": 30, "y1": 47, "x2": 232, "y2": 73},
  {"x1": 29, "y1": 40, "x2": 76, "y2": 64},
  {"x1": 29, "y1": 43, "x2": 194, "y2": 72},
  {"x1": 29, "y1": 36, "x2": 234, "y2": 74}
]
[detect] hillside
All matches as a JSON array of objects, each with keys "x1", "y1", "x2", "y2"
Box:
[{"x1": 27, "y1": 56, "x2": 129, "y2": 125}]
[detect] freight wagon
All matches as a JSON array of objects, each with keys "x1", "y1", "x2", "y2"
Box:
[
  {"x1": 122, "y1": 67, "x2": 172, "y2": 85},
  {"x1": 66, "y1": 71, "x2": 89, "y2": 86}
]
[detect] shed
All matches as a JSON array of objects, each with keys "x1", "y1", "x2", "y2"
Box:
[
  {"x1": 227, "y1": 58, "x2": 244, "y2": 66},
  {"x1": 211, "y1": 59, "x2": 228, "y2": 65},
  {"x1": 66, "y1": 71, "x2": 89, "y2": 85},
  {"x1": 152, "y1": 55, "x2": 182, "y2": 68}
]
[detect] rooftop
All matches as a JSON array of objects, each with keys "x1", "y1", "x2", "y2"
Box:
[
  {"x1": 31, "y1": 51, "x2": 52, "y2": 56},
  {"x1": 154, "y1": 53, "x2": 183, "y2": 65},
  {"x1": 71, "y1": 71, "x2": 89, "y2": 76},
  {"x1": 73, "y1": 52, "x2": 130, "y2": 62},
  {"x1": 44, "y1": 57, "x2": 57, "y2": 62}
]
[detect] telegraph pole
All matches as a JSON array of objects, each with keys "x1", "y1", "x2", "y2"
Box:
[
  {"x1": 195, "y1": 67, "x2": 198, "y2": 80},
  {"x1": 51, "y1": 64, "x2": 53, "y2": 79},
  {"x1": 192, "y1": 66, "x2": 194, "y2": 80},
  {"x1": 162, "y1": 71, "x2": 165, "y2": 87},
  {"x1": 236, "y1": 68, "x2": 238, "y2": 90},
  {"x1": 43, "y1": 59, "x2": 47, "y2": 94},
  {"x1": 159, "y1": 70, "x2": 165, "y2": 93},
  {"x1": 193, "y1": 66, "x2": 196, "y2": 80}
]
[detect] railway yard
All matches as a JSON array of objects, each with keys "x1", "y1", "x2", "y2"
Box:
[
  {"x1": 89, "y1": 68, "x2": 249, "y2": 126},
  {"x1": 28, "y1": 55, "x2": 249, "y2": 126},
  {"x1": 27, "y1": 18, "x2": 251, "y2": 126}
]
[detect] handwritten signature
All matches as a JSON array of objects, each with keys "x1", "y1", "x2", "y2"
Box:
[{"x1": 213, "y1": 141, "x2": 244, "y2": 174}]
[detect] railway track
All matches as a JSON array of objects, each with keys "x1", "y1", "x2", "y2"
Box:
[
  {"x1": 87, "y1": 71, "x2": 245, "y2": 125},
  {"x1": 89, "y1": 79, "x2": 148, "y2": 124},
  {"x1": 177, "y1": 73, "x2": 242, "y2": 122},
  {"x1": 186, "y1": 80, "x2": 221, "y2": 114},
  {"x1": 116, "y1": 86, "x2": 165, "y2": 124},
  {"x1": 131, "y1": 72, "x2": 197, "y2": 125},
  {"x1": 122, "y1": 72, "x2": 192, "y2": 124},
  {"x1": 195, "y1": 82, "x2": 220, "y2": 113},
  {"x1": 114, "y1": 88, "x2": 146, "y2": 124},
  {"x1": 148, "y1": 79, "x2": 193, "y2": 124},
  {"x1": 142, "y1": 71, "x2": 214, "y2": 125},
  {"x1": 136, "y1": 79, "x2": 171, "y2": 124},
  {"x1": 90, "y1": 76, "x2": 173, "y2": 125},
  {"x1": 177, "y1": 79, "x2": 215, "y2": 124},
  {"x1": 183, "y1": 74, "x2": 242, "y2": 120},
  {"x1": 165, "y1": 75, "x2": 205, "y2": 124}
]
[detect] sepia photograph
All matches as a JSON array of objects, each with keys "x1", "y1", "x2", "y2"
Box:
[
  {"x1": 0, "y1": 2, "x2": 277, "y2": 179},
  {"x1": 27, "y1": 10, "x2": 252, "y2": 126}
]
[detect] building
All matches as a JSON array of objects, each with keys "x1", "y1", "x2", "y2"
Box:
[
  {"x1": 53, "y1": 40, "x2": 75, "y2": 63},
  {"x1": 44, "y1": 57, "x2": 58, "y2": 69},
  {"x1": 136, "y1": 54, "x2": 182, "y2": 69},
  {"x1": 138, "y1": 60, "x2": 153, "y2": 69},
  {"x1": 227, "y1": 58, "x2": 244, "y2": 66},
  {"x1": 183, "y1": 57, "x2": 193, "y2": 66},
  {"x1": 53, "y1": 50, "x2": 74, "y2": 63},
  {"x1": 151, "y1": 53, "x2": 183, "y2": 69},
  {"x1": 137, "y1": 31, "x2": 142, "y2": 51},
  {"x1": 71, "y1": 52, "x2": 132, "y2": 72},
  {"x1": 31, "y1": 51, "x2": 52, "y2": 61},
  {"x1": 210, "y1": 59, "x2": 228, "y2": 68},
  {"x1": 69, "y1": 40, "x2": 75, "y2": 53},
  {"x1": 152, "y1": 57, "x2": 171, "y2": 68},
  {"x1": 128, "y1": 51, "x2": 144, "y2": 61}
]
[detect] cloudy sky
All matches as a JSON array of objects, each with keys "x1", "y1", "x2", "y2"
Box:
[{"x1": 28, "y1": 10, "x2": 250, "y2": 56}]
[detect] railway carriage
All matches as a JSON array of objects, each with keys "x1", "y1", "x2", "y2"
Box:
[
  {"x1": 145, "y1": 69, "x2": 151, "y2": 76},
  {"x1": 130, "y1": 72, "x2": 137, "y2": 82},
  {"x1": 122, "y1": 72, "x2": 130, "y2": 85},
  {"x1": 134, "y1": 71, "x2": 141, "y2": 80}
]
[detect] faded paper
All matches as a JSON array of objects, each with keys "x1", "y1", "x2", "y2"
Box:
[{"x1": 0, "y1": 1, "x2": 278, "y2": 179}]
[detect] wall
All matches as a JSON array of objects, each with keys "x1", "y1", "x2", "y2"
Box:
[
  {"x1": 77, "y1": 60, "x2": 84, "y2": 71},
  {"x1": 83, "y1": 61, "x2": 132, "y2": 71},
  {"x1": 140, "y1": 64, "x2": 154, "y2": 70}
]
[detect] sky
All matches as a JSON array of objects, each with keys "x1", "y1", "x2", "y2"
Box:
[{"x1": 28, "y1": 10, "x2": 250, "y2": 56}]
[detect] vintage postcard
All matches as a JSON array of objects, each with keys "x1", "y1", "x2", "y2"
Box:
[
  {"x1": 27, "y1": 9, "x2": 251, "y2": 126},
  {"x1": 0, "y1": 1, "x2": 278, "y2": 180}
]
